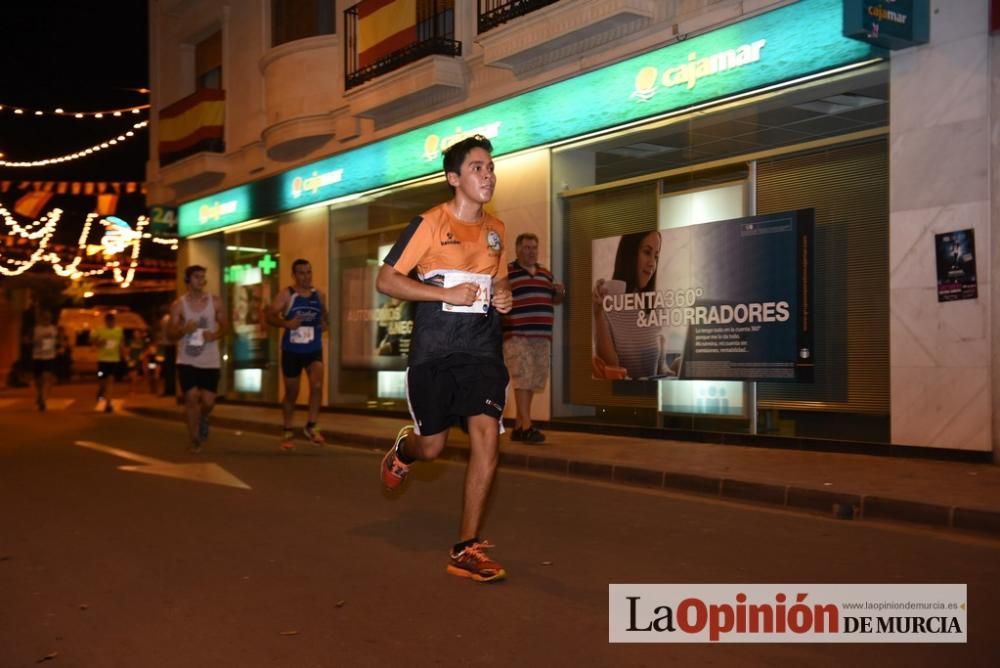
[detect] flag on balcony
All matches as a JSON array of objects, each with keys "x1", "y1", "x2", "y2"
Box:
[
  {"x1": 358, "y1": 0, "x2": 417, "y2": 68},
  {"x1": 158, "y1": 89, "x2": 225, "y2": 165},
  {"x1": 14, "y1": 190, "x2": 54, "y2": 219}
]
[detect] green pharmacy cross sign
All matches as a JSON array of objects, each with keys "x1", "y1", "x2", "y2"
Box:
[
  {"x1": 258, "y1": 253, "x2": 277, "y2": 274},
  {"x1": 224, "y1": 254, "x2": 277, "y2": 284}
]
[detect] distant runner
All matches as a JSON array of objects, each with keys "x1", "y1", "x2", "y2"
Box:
[{"x1": 267, "y1": 259, "x2": 330, "y2": 450}]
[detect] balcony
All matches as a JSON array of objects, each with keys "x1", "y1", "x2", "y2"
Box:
[
  {"x1": 478, "y1": 0, "x2": 560, "y2": 33},
  {"x1": 259, "y1": 35, "x2": 341, "y2": 161},
  {"x1": 343, "y1": 0, "x2": 465, "y2": 127},
  {"x1": 477, "y1": 0, "x2": 656, "y2": 74},
  {"x1": 343, "y1": 0, "x2": 460, "y2": 90},
  {"x1": 157, "y1": 89, "x2": 227, "y2": 195}
]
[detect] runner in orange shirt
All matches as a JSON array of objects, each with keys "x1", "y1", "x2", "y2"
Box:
[{"x1": 376, "y1": 135, "x2": 513, "y2": 583}]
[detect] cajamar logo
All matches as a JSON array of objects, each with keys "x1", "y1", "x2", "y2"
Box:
[
  {"x1": 423, "y1": 121, "x2": 503, "y2": 161},
  {"x1": 631, "y1": 39, "x2": 766, "y2": 102}
]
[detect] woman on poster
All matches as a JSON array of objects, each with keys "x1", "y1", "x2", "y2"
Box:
[{"x1": 592, "y1": 230, "x2": 676, "y2": 380}]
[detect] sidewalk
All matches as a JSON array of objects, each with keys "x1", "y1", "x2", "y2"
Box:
[{"x1": 125, "y1": 394, "x2": 1000, "y2": 539}]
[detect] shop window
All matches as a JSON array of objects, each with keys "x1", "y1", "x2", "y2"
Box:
[
  {"x1": 272, "y1": 0, "x2": 336, "y2": 47},
  {"x1": 224, "y1": 227, "x2": 281, "y2": 401},
  {"x1": 330, "y1": 180, "x2": 448, "y2": 410}
]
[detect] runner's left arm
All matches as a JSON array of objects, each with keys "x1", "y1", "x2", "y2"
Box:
[
  {"x1": 206, "y1": 295, "x2": 230, "y2": 342},
  {"x1": 492, "y1": 277, "x2": 512, "y2": 314}
]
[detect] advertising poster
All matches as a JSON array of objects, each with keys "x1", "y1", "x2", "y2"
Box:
[
  {"x1": 592, "y1": 210, "x2": 814, "y2": 382},
  {"x1": 231, "y1": 282, "x2": 270, "y2": 368},
  {"x1": 341, "y1": 265, "x2": 414, "y2": 371},
  {"x1": 934, "y1": 229, "x2": 978, "y2": 302}
]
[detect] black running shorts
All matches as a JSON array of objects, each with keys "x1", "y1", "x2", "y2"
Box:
[
  {"x1": 281, "y1": 349, "x2": 323, "y2": 378},
  {"x1": 33, "y1": 359, "x2": 56, "y2": 377},
  {"x1": 97, "y1": 361, "x2": 124, "y2": 381},
  {"x1": 406, "y1": 354, "x2": 509, "y2": 436},
  {"x1": 177, "y1": 364, "x2": 220, "y2": 394}
]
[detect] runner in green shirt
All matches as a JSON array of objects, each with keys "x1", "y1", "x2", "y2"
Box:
[{"x1": 93, "y1": 312, "x2": 126, "y2": 414}]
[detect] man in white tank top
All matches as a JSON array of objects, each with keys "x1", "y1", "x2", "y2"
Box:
[{"x1": 169, "y1": 265, "x2": 228, "y2": 452}]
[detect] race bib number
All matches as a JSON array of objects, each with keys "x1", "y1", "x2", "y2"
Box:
[
  {"x1": 290, "y1": 326, "x2": 314, "y2": 344},
  {"x1": 442, "y1": 272, "x2": 492, "y2": 314},
  {"x1": 188, "y1": 329, "x2": 205, "y2": 346}
]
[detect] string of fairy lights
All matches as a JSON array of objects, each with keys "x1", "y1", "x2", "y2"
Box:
[
  {"x1": 0, "y1": 90, "x2": 150, "y2": 167},
  {"x1": 0, "y1": 120, "x2": 149, "y2": 168},
  {"x1": 0, "y1": 204, "x2": 178, "y2": 285},
  {"x1": 0, "y1": 90, "x2": 174, "y2": 286},
  {"x1": 0, "y1": 103, "x2": 148, "y2": 118}
]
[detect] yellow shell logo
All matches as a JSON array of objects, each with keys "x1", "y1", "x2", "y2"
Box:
[
  {"x1": 423, "y1": 134, "x2": 440, "y2": 161},
  {"x1": 631, "y1": 66, "x2": 659, "y2": 102}
]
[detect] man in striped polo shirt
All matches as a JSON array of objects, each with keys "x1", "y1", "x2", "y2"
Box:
[{"x1": 503, "y1": 233, "x2": 565, "y2": 443}]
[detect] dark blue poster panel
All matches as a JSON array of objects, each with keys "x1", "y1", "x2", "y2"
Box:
[{"x1": 592, "y1": 210, "x2": 814, "y2": 382}]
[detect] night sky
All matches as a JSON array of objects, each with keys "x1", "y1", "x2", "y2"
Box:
[{"x1": 0, "y1": 1, "x2": 149, "y2": 183}]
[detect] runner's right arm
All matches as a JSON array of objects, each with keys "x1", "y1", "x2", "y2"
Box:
[
  {"x1": 376, "y1": 264, "x2": 478, "y2": 305},
  {"x1": 266, "y1": 289, "x2": 301, "y2": 329},
  {"x1": 377, "y1": 215, "x2": 478, "y2": 305},
  {"x1": 167, "y1": 299, "x2": 195, "y2": 340}
]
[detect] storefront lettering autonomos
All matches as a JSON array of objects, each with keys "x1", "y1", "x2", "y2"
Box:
[{"x1": 177, "y1": 0, "x2": 881, "y2": 237}]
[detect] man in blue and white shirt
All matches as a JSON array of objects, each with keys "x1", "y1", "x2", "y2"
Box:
[{"x1": 268, "y1": 259, "x2": 329, "y2": 450}]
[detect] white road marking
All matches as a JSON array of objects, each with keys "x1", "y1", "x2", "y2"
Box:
[{"x1": 73, "y1": 440, "x2": 251, "y2": 490}]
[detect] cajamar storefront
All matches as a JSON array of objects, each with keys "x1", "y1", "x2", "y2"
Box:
[{"x1": 178, "y1": 0, "x2": 890, "y2": 443}]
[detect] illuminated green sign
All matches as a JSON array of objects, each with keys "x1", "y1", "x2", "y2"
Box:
[
  {"x1": 179, "y1": 186, "x2": 252, "y2": 236},
  {"x1": 179, "y1": 0, "x2": 880, "y2": 237}
]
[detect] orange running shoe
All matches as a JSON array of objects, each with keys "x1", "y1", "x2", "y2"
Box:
[
  {"x1": 446, "y1": 540, "x2": 506, "y2": 583},
  {"x1": 280, "y1": 429, "x2": 295, "y2": 451},
  {"x1": 303, "y1": 424, "x2": 326, "y2": 446},
  {"x1": 380, "y1": 425, "x2": 413, "y2": 490}
]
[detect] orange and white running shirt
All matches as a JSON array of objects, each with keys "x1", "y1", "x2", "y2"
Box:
[{"x1": 383, "y1": 202, "x2": 507, "y2": 366}]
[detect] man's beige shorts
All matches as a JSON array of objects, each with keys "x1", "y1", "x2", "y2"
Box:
[{"x1": 503, "y1": 336, "x2": 551, "y2": 392}]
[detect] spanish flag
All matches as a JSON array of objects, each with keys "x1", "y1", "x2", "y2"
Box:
[
  {"x1": 14, "y1": 191, "x2": 54, "y2": 219},
  {"x1": 158, "y1": 89, "x2": 225, "y2": 165},
  {"x1": 358, "y1": 0, "x2": 417, "y2": 68}
]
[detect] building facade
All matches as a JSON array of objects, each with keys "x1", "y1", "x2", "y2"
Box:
[{"x1": 147, "y1": 0, "x2": 998, "y2": 457}]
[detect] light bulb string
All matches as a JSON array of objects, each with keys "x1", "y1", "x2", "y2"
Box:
[
  {"x1": 0, "y1": 120, "x2": 149, "y2": 168},
  {"x1": 0, "y1": 102, "x2": 149, "y2": 118}
]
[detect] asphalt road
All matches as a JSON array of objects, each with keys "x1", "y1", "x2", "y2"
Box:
[{"x1": 1, "y1": 389, "x2": 998, "y2": 667}]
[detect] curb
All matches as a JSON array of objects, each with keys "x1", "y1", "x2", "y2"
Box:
[{"x1": 130, "y1": 406, "x2": 1000, "y2": 539}]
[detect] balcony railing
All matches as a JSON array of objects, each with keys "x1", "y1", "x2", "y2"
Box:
[
  {"x1": 158, "y1": 89, "x2": 225, "y2": 167},
  {"x1": 478, "y1": 0, "x2": 561, "y2": 33},
  {"x1": 344, "y1": 0, "x2": 459, "y2": 90}
]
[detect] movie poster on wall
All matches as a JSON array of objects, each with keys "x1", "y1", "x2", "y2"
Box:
[
  {"x1": 591, "y1": 210, "x2": 814, "y2": 382},
  {"x1": 934, "y1": 228, "x2": 978, "y2": 302}
]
